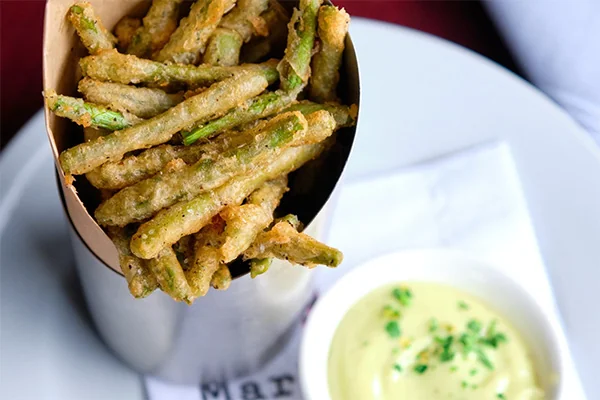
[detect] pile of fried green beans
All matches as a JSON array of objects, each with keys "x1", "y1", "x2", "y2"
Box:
[{"x1": 45, "y1": 0, "x2": 355, "y2": 303}]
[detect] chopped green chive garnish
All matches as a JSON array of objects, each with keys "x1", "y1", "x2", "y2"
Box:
[
  {"x1": 413, "y1": 364, "x2": 428, "y2": 374},
  {"x1": 458, "y1": 301, "x2": 470, "y2": 310},
  {"x1": 392, "y1": 287, "x2": 413, "y2": 306},
  {"x1": 429, "y1": 318, "x2": 439, "y2": 333},
  {"x1": 467, "y1": 319, "x2": 482, "y2": 333},
  {"x1": 385, "y1": 321, "x2": 401, "y2": 338},
  {"x1": 497, "y1": 394, "x2": 506, "y2": 399},
  {"x1": 450, "y1": 366, "x2": 458, "y2": 373},
  {"x1": 471, "y1": 384, "x2": 479, "y2": 389},
  {"x1": 476, "y1": 348, "x2": 494, "y2": 370},
  {"x1": 461, "y1": 380, "x2": 468, "y2": 389},
  {"x1": 469, "y1": 368, "x2": 478, "y2": 376},
  {"x1": 393, "y1": 363, "x2": 403, "y2": 372}
]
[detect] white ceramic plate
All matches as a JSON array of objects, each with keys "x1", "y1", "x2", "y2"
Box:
[
  {"x1": 300, "y1": 249, "x2": 566, "y2": 400},
  {"x1": 1, "y1": 18, "x2": 599, "y2": 399}
]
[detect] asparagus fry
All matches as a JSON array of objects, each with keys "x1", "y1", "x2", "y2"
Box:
[
  {"x1": 204, "y1": 28, "x2": 244, "y2": 66},
  {"x1": 107, "y1": 227, "x2": 158, "y2": 298},
  {"x1": 95, "y1": 111, "x2": 312, "y2": 226},
  {"x1": 210, "y1": 265, "x2": 232, "y2": 290},
  {"x1": 186, "y1": 218, "x2": 227, "y2": 298},
  {"x1": 79, "y1": 49, "x2": 279, "y2": 87},
  {"x1": 220, "y1": 176, "x2": 288, "y2": 262},
  {"x1": 45, "y1": 90, "x2": 142, "y2": 131},
  {"x1": 67, "y1": 2, "x2": 117, "y2": 54},
  {"x1": 309, "y1": 6, "x2": 349, "y2": 102},
  {"x1": 244, "y1": 216, "x2": 343, "y2": 267},
  {"x1": 249, "y1": 258, "x2": 271, "y2": 278},
  {"x1": 220, "y1": 0, "x2": 269, "y2": 42},
  {"x1": 130, "y1": 141, "x2": 329, "y2": 259},
  {"x1": 182, "y1": 89, "x2": 296, "y2": 145},
  {"x1": 127, "y1": 0, "x2": 184, "y2": 58},
  {"x1": 282, "y1": 100, "x2": 357, "y2": 129},
  {"x1": 78, "y1": 78, "x2": 185, "y2": 119},
  {"x1": 114, "y1": 16, "x2": 141, "y2": 52},
  {"x1": 59, "y1": 67, "x2": 275, "y2": 176},
  {"x1": 148, "y1": 246, "x2": 193, "y2": 303},
  {"x1": 155, "y1": 0, "x2": 227, "y2": 64},
  {"x1": 278, "y1": 0, "x2": 322, "y2": 92},
  {"x1": 240, "y1": 6, "x2": 289, "y2": 63}
]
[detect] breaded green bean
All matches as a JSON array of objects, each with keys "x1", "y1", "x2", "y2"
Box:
[
  {"x1": 186, "y1": 218, "x2": 227, "y2": 298},
  {"x1": 114, "y1": 16, "x2": 141, "y2": 52},
  {"x1": 79, "y1": 49, "x2": 279, "y2": 87},
  {"x1": 182, "y1": 89, "x2": 296, "y2": 145},
  {"x1": 45, "y1": 90, "x2": 143, "y2": 131},
  {"x1": 85, "y1": 129, "x2": 246, "y2": 189},
  {"x1": 155, "y1": 0, "x2": 227, "y2": 64},
  {"x1": 309, "y1": 6, "x2": 349, "y2": 102},
  {"x1": 127, "y1": 0, "x2": 183, "y2": 58},
  {"x1": 282, "y1": 100, "x2": 358, "y2": 128},
  {"x1": 67, "y1": 2, "x2": 116, "y2": 54},
  {"x1": 219, "y1": 176, "x2": 288, "y2": 262},
  {"x1": 249, "y1": 258, "x2": 271, "y2": 278},
  {"x1": 204, "y1": 28, "x2": 244, "y2": 66},
  {"x1": 210, "y1": 265, "x2": 232, "y2": 290},
  {"x1": 220, "y1": 0, "x2": 269, "y2": 42},
  {"x1": 240, "y1": 6, "x2": 289, "y2": 63},
  {"x1": 131, "y1": 141, "x2": 329, "y2": 259},
  {"x1": 148, "y1": 246, "x2": 193, "y2": 303},
  {"x1": 59, "y1": 67, "x2": 275, "y2": 176},
  {"x1": 107, "y1": 227, "x2": 158, "y2": 298},
  {"x1": 78, "y1": 78, "x2": 184, "y2": 119},
  {"x1": 244, "y1": 217, "x2": 343, "y2": 268},
  {"x1": 95, "y1": 111, "x2": 313, "y2": 226},
  {"x1": 278, "y1": 0, "x2": 322, "y2": 92}
]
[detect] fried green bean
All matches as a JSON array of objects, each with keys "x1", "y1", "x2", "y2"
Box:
[
  {"x1": 79, "y1": 49, "x2": 279, "y2": 87},
  {"x1": 219, "y1": 176, "x2": 288, "y2": 262},
  {"x1": 244, "y1": 216, "x2": 343, "y2": 267},
  {"x1": 107, "y1": 227, "x2": 158, "y2": 298},
  {"x1": 220, "y1": 0, "x2": 269, "y2": 42},
  {"x1": 282, "y1": 100, "x2": 358, "y2": 129},
  {"x1": 249, "y1": 258, "x2": 272, "y2": 278},
  {"x1": 131, "y1": 141, "x2": 329, "y2": 259},
  {"x1": 85, "y1": 129, "x2": 247, "y2": 189},
  {"x1": 45, "y1": 90, "x2": 143, "y2": 131},
  {"x1": 240, "y1": 6, "x2": 289, "y2": 63},
  {"x1": 182, "y1": 89, "x2": 296, "y2": 145},
  {"x1": 95, "y1": 111, "x2": 314, "y2": 226},
  {"x1": 60, "y1": 67, "x2": 275, "y2": 176},
  {"x1": 309, "y1": 6, "x2": 349, "y2": 102},
  {"x1": 278, "y1": 0, "x2": 322, "y2": 92},
  {"x1": 186, "y1": 218, "x2": 227, "y2": 298},
  {"x1": 67, "y1": 2, "x2": 116, "y2": 54},
  {"x1": 127, "y1": 0, "x2": 183, "y2": 58},
  {"x1": 78, "y1": 78, "x2": 184, "y2": 119},
  {"x1": 155, "y1": 0, "x2": 227, "y2": 64},
  {"x1": 210, "y1": 264, "x2": 232, "y2": 290},
  {"x1": 148, "y1": 246, "x2": 193, "y2": 303},
  {"x1": 204, "y1": 28, "x2": 244, "y2": 66},
  {"x1": 114, "y1": 16, "x2": 141, "y2": 52}
]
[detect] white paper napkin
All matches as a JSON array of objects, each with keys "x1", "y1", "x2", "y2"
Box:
[{"x1": 146, "y1": 142, "x2": 586, "y2": 399}]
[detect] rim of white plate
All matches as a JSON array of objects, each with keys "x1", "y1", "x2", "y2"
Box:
[{"x1": 299, "y1": 248, "x2": 566, "y2": 400}]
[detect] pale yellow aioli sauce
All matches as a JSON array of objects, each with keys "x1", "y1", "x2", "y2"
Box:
[{"x1": 328, "y1": 282, "x2": 545, "y2": 400}]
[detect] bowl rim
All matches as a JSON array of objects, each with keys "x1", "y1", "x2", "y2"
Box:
[{"x1": 299, "y1": 248, "x2": 566, "y2": 400}]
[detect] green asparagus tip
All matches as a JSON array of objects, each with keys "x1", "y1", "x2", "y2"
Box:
[{"x1": 70, "y1": 5, "x2": 83, "y2": 14}]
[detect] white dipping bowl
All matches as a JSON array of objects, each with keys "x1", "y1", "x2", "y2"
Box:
[{"x1": 300, "y1": 249, "x2": 565, "y2": 400}]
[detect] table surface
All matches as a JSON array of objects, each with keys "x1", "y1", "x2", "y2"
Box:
[{"x1": 0, "y1": 0, "x2": 517, "y2": 149}]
